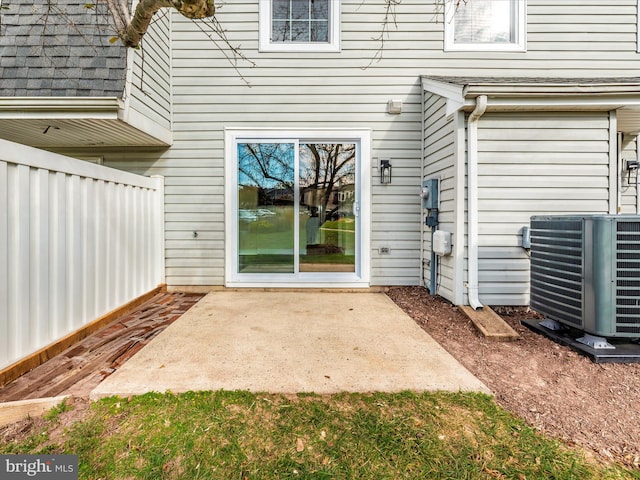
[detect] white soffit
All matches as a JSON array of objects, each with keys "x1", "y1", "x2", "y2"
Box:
[{"x1": 0, "y1": 97, "x2": 171, "y2": 148}]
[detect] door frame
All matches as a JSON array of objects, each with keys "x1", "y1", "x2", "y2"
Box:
[{"x1": 224, "y1": 128, "x2": 371, "y2": 288}]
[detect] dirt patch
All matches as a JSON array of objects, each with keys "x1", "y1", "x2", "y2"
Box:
[
  {"x1": 1, "y1": 396, "x2": 92, "y2": 449},
  {"x1": 386, "y1": 286, "x2": 640, "y2": 468}
]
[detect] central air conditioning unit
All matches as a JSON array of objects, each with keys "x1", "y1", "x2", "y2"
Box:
[{"x1": 529, "y1": 215, "x2": 640, "y2": 342}]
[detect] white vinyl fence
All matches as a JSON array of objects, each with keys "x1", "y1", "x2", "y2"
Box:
[{"x1": 0, "y1": 139, "x2": 164, "y2": 370}]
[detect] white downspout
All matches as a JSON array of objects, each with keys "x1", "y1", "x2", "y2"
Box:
[
  {"x1": 467, "y1": 95, "x2": 487, "y2": 310},
  {"x1": 420, "y1": 84, "x2": 427, "y2": 288}
]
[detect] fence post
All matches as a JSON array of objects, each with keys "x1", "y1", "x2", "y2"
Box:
[{"x1": 152, "y1": 175, "x2": 166, "y2": 287}]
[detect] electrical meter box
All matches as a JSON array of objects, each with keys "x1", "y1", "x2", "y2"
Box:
[{"x1": 421, "y1": 178, "x2": 439, "y2": 210}]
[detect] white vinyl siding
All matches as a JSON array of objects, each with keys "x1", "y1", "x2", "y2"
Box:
[
  {"x1": 103, "y1": 150, "x2": 224, "y2": 286},
  {"x1": 105, "y1": 0, "x2": 640, "y2": 289},
  {"x1": 476, "y1": 112, "x2": 612, "y2": 305},
  {"x1": 166, "y1": 1, "x2": 426, "y2": 287},
  {"x1": 422, "y1": 94, "x2": 458, "y2": 301},
  {"x1": 128, "y1": 12, "x2": 172, "y2": 132}
]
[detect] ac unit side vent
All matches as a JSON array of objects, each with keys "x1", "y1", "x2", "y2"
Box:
[
  {"x1": 530, "y1": 215, "x2": 640, "y2": 338},
  {"x1": 530, "y1": 218, "x2": 584, "y2": 328},
  {"x1": 617, "y1": 326, "x2": 640, "y2": 334},
  {"x1": 615, "y1": 221, "x2": 640, "y2": 334},
  {"x1": 531, "y1": 273, "x2": 582, "y2": 294}
]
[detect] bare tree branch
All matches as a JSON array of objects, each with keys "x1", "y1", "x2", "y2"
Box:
[
  {"x1": 106, "y1": 0, "x2": 129, "y2": 34},
  {"x1": 192, "y1": 15, "x2": 255, "y2": 86},
  {"x1": 363, "y1": 0, "x2": 400, "y2": 69},
  {"x1": 364, "y1": 0, "x2": 469, "y2": 68},
  {"x1": 109, "y1": 0, "x2": 215, "y2": 47}
]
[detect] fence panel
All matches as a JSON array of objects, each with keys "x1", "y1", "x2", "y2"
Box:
[{"x1": 0, "y1": 139, "x2": 164, "y2": 370}]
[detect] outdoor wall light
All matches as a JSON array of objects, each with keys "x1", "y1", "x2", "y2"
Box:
[
  {"x1": 380, "y1": 159, "x2": 392, "y2": 184},
  {"x1": 626, "y1": 160, "x2": 639, "y2": 171}
]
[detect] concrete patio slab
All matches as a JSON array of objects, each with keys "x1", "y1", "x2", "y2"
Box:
[{"x1": 91, "y1": 292, "x2": 490, "y2": 399}]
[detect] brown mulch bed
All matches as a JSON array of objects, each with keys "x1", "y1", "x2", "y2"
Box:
[{"x1": 386, "y1": 286, "x2": 640, "y2": 468}]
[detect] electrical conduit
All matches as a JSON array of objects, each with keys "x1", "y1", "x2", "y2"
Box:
[{"x1": 467, "y1": 95, "x2": 487, "y2": 310}]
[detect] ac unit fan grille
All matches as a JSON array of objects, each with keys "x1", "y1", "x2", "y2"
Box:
[
  {"x1": 616, "y1": 221, "x2": 640, "y2": 334},
  {"x1": 530, "y1": 220, "x2": 583, "y2": 327}
]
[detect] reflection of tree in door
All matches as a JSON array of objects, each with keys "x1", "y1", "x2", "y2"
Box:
[
  {"x1": 300, "y1": 143, "x2": 356, "y2": 273},
  {"x1": 237, "y1": 142, "x2": 296, "y2": 273},
  {"x1": 236, "y1": 141, "x2": 356, "y2": 274}
]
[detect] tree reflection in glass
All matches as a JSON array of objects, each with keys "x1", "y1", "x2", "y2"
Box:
[
  {"x1": 299, "y1": 143, "x2": 356, "y2": 272},
  {"x1": 271, "y1": 0, "x2": 330, "y2": 43},
  {"x1": 237, "y1": 143, "x2": 295, "y2": 273},
  {"x1": 236, "y1": 141, "x2": 357, "y2": 275}
]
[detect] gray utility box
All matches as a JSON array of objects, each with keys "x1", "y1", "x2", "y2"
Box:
[
  {"x1": 421, "y1": 178, "x2": 439, "y2": 210},
  {"x1": 530, "y1": 214, "x2": 640, "y2": 338}
]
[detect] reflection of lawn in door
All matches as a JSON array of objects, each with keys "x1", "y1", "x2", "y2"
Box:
[
  {"x1": 239, "y1": 222, "x2": 293, "y2": 252},
  {"x1": 238, "y1": 207, "x2": 295, "y2": 272},
  {"x1": 300, "y1": 216, "x2": 356, "y2": 272},
  {"x1": 238, "y1": 207, "x2": 355, "y2": 272},
  {"x1": 315, "y1": 219, "x2": 356, "y2": 255}
]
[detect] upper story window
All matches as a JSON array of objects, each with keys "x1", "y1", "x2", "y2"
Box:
[
  {"x1": 259, "y1": 0, "x2": 341, "y2": 52},
  {"x1": 444, "y1": 0, "x2": 526, "y2": 52}
]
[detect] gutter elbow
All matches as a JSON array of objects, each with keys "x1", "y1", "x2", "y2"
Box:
[
  {"x1": 469, "y1": 95, "x2": 488, "y2": 122},
  {"x1": 468, "y1": 288, "x2": 483, "y2": 310}
]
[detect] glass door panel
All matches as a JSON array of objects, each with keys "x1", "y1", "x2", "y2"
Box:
[
  {"x1": 299, "y1": 143, "x2": 356, "y2": 273},
  {"x1": 237, "y1": 142, "x2": 295, "y2": 273}
]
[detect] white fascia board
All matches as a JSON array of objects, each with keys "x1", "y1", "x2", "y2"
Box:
[
  {"x1": 461, "y1": 95, "x2": 640, "y2": 112},
  {"x1": 464, "y1": 83, "x2": 640, "y2": 97},
  {"x1": 420, "y1": 81, "x2": 640, "y2": 112},
  {"x1": 463, "y1": 97, "x2": 640, "y2": 112},
  {"x1": 422, "y1": 78, "x2": 465, "y2": 116},
  {"x1": 422, "y1": 78, "x2": 464, "y2": 105},
  {"x1": 423, "y1": 79, "x2": 640, "y2": 113},
  {"x1": 422, "y1": 78, "x2": 464, "y2": 100},
  {"x1": 0, "y1": 97, "x2": 122, "y2": 118},
  {"x1": 118, "y1": 107, "x2": 173, "y2": 146}
]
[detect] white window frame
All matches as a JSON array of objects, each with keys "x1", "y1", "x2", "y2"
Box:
[
  {"x1": 444, "y1": 0, "x2": 526, "y2": 52},
  {"x1": 259, "y1": 0, "x2": 341, "y2": 53},
  {"x1": 224, "y1": 128, "x2": 371, "y2": 288}
]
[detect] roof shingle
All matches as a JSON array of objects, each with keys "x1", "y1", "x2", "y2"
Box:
[{"x1": 0, "y1": 0, "x2": 127, "y2": 97}]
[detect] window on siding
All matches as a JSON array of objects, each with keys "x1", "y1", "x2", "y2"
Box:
[
  {"x1": 259, "y1": 0, "x2": 340, "y2": 52},
  {"x1": 444, "y1": 0, "x2": 526, "y2": 52}
]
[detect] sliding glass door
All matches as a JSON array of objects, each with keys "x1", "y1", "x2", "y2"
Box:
[{"x1": 227, "y1": 132, "x2": 368, "y2": 286}]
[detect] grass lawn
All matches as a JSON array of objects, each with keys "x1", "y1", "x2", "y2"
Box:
[{"x1": 2, "y1": 391, "x2": 637, "y2": 479}]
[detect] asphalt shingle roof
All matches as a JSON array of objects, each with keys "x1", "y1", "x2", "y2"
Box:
[{"x1": 0, "y1": 0, "x2": 127, "y2": 97}]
